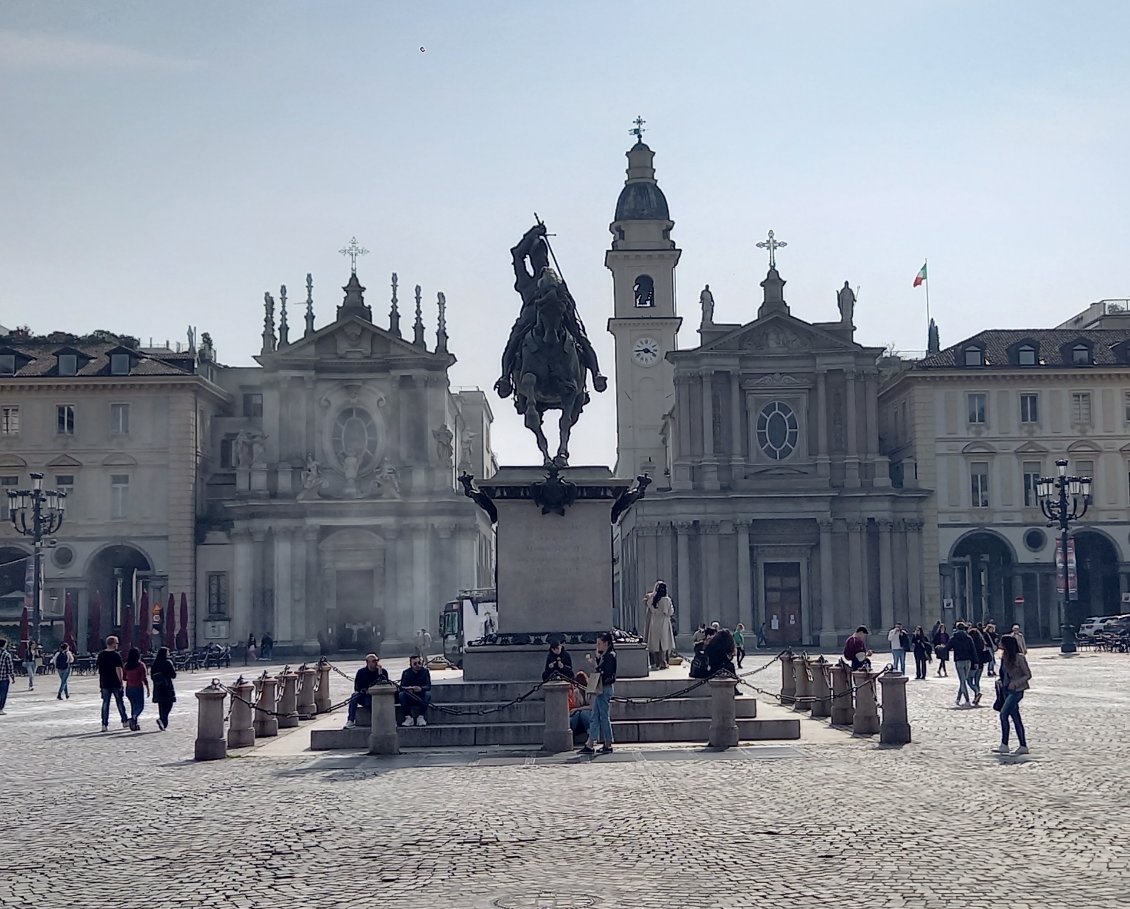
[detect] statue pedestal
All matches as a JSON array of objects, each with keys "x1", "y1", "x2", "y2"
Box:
[{"x1": 462, "y1": 465, "x2": 648, "y2": 682}]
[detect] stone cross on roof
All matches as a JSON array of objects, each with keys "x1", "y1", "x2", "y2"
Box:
[
  {"x1": 629, "y1": 115, "x2": 646, "y2": 143},
  {"x1": 338, "y1": 236, "x2": 369, "y2": 274},
  {"x1": 756, "y1": 229, "x2": 787, "y2": 270}
]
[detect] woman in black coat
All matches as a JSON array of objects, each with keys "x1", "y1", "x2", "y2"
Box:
[
  {"x1": 911, "y1": 626, "x2": 933, "y2": 680},
  {"x1": 151, "y1": 646, "x2": 178, "y2": 731}
]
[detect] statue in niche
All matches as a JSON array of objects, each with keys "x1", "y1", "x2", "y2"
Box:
[
  {"x1": 342, "y1": 446, "x2": 361, "y2": 496},
  {"x1": 234, "y1": 430, "x2": 254, "y2": 468},
  {"x1": 433, "y1": 424, "x2": 454, "y2": 466},
  {"x1": 251, "y1": 435, "x2": 267, "y2": 468},
  {"x1": 837, "y1": 282, "x2": 856, "y2": 325},
  {"x1": 700, "y1": 285, "x2": 714, "y2": 326},
  {"x1": 297, "y1": 452, "x2": 325, "y2": 501},
  {"x1": 459, "y1": 432, "x2": 478, "y2": 473},
  {"x1": 374, "y1": 458, "x2": 401, "y2": 497}
]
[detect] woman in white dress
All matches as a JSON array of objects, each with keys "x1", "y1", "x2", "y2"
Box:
[{"x1": 643, "y1": 581, "x2": 676, "y2": 670}]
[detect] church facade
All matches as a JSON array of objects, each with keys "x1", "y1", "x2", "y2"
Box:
[{"x1": 607, "y1": 138, "x2": 929, "y2": 646}]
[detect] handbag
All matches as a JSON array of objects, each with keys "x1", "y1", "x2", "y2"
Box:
[
  {"x1": 585, "y1": 673, "x2": 603, "y2": 696},
  {"x1": 689, "y1": 650, "x2": 710, "y2": 679},
  {"x1": 992, "y1": 679, "x2": 1005, "y2": 712}
]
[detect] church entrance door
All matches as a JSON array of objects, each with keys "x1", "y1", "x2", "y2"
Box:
[
  {"x1": 335, "y1": 568, "x2": 379, "y2": 651},
  {"x1": 764, "y1": 562, "x2": 802, "y2": 646}
]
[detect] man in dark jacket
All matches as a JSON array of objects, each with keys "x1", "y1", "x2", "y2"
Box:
[
  {"x1": 542, "y1": 641, "x2": 573, "y2": 682},
  {"x1": 399, "y1": 656, "x2": 432, "y2": 727},
  {"x1": 945, "y1": 623, "x2": 979, "y2": 707},
  {"x1": 967, "y1": 625, "x2": 989, "y2": 706},
  {"x1": 343, "y1": 653, "x2": 388, "y2": 729}
]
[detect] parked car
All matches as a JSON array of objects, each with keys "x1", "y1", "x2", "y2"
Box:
[{"x1": 1079, "y1": 615, "x2": 1128, "y2": 639}]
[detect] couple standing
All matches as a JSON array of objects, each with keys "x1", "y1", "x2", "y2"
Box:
[{"x1": 642, "y1": 581, "x2": 676, "y2": 670}]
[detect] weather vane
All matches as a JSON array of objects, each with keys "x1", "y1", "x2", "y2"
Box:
[
  {"x1": 756, "y1": 229, "x2": 787, "y2": 269},
  {"x1": 629, "y1": 115, "x2": 646, "y2": 142},
  {"x1": 339, "y1": 236, "x2": 369, "y2": 273}
]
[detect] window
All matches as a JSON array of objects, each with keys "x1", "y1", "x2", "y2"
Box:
[
  {"x1": 1022, "y1": 461, "x2": 1042, "y2": 507},
  {"x1": 1075, "y1": 459, "x2": 1094, "y2": 481},
  {"x1": 1071, "y1": 392, "x2": 1092, "y2": 425},
  {"x1": 1019, "y1": 393, "x2": 1038, "y2": 424},
  {"x1": 0, "y1": 475, "x2": 17, "y2": 490},
  {"x1": 242, "y1": 393, "x2": 263, "y2": 418},
  {"x1": 110, "y1": 403, "x2": 130, "y2": 435},
  {"x1": 963, "y1": 348, "x2": 984, "y2": 367},
  {"x1": 207, "y1": 572, "x2": 228, "y2": 617},
  {"x1": 0, "y1": 405, "x2": 18, "y2": 435},
  {"x1": 0, "y1": 353, "x2": 15, "y2": 375},
  {"x1": 56, "y1": 404, "x2": 75, "y2": 435},
  {"x1": 110, "y1": 353, "x2": 131, "y2": 376},
  {"x1": 756, "y1": 401, "x2": 799, "y2": 460},
  {"x1": 110, "y1": 474, "x2": 129, "y2": 519},
  {"x1": 1072, "y1": 344, "x2": 1091, "y2": 365},
  {"x1": 967, "y1": 393, "x2": 987, "y2": 424},
  {"x1": 1124, "y1": 390, "x2": 1130, "y2": 422},
  {"x1": 1017, "y1": 345, "x2": 1037, "y2": 366},
  {"x1": 57, "y1": 353, "x2": 77, "y2": 376},
  {"x1": 970, "y1": 462, "x2": 990, "y2": 508},
  {"x1": 55, "y1": 474, "x2": 74, "y2": 495},
  {"x1": 633, "y1": 274, "x2": 655, "y2": 307}
]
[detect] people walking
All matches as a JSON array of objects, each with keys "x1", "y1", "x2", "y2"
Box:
[
  {"x1": 1010, "y1": 623, "x2": 1028, "y2": 654},
  {"x1": 0, "y1": 638, "x2": 14, "y2": 715},
  {"x1": 911, "y1": 626, "x2": 932, "y2": 680},
  {"x1": 245, "y1": 634, "x2": 258, "y2": 665},
  {"x1": 123, "y1": 647, "x2": 150, "y2": 731},
  {"x1": 54, "y1": 642, "x2": 73, "y2": 699},
  {"x1": 756, "y1": 621, "x2": 768, "y2": 648},
  {"x1": 643, "y1": 581, "x2": 676, "y2": 670},
  {"x1": 984, "y1": 622, "x2": 1000, "y2": 676},
  {"x1": 151, "y1": 646, "x2": 178, "y2": 731},
  {"x1": 24, "y1": 642, "x2": 37, "y2": 690},
  {"x1": 968, "y1": 624, "x2": 989, "y2": 706},
  {"x1": 932, "y1": 624, "x2": 950, "y2": 677},
  {"x1": 261, "y1": 632, "x2": 273, "y2": 661},
  {"x1": 946, "y1": 623, "x2": 978, "y2": 707},
  {"x1": 581, "y1": 632, "x2": 617, "y2": 755},
  {"x1": 887, "y1": 622, "x2": 909, "y2": 674},
  {"x1": 96, "y1": 636, "x2": 129, "y2": 731},
  {"x1": 994, "y1": 633, "x2": 1032, "y2": 755},
  {"x1": 734, "y1": 623, "x2": 746, "y2": 669}
]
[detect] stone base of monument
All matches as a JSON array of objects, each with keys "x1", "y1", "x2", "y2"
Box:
[
  {"x1": 462, "y1": 640, "x2": 649, "y2": 682},
  {"x1": 310, "y1": 676, "x2": 800, "y2": 750}
]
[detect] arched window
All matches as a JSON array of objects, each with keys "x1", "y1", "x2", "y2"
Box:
[{"x1": 633, "y1": 275, "x2": 655, "y2": 307}]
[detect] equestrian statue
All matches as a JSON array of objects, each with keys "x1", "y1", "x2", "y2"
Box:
[{"x1": 495, "y1": 221, "x2": 607, "y2": 467}]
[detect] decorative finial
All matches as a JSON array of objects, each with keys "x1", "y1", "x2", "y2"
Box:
[
  {"x1": 756, "y1": 229, "x2": 787, "y2": 270},
  {"x1": 304, "y1": 273, "x2": 315, "y2": 337},
  {"x1": 389, "y1": 272, "x2": 401, "y2": 337},
  {"x1": 436, "y1": 291, "x2": 448, "y2": 353},
  {"x1": 413, "y1": 284, "x2": 426, "y2": 347},
  {"x1": 277, "y1": 284, "x2": 289, "y2": 347},
  {"x1": 630, "y1": 115, "x2": 646, "y2": 143},
  {"x1": 261, "y1": 292, "x2": 277, "y2": 355},
  {"x1": 338, "y1": 236, "x2": 369, "y2": 274}
]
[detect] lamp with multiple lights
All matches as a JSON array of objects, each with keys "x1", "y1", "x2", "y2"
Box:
[
  {"x1": 1037, "y1": 458, "x2": 1091, "y2": 651},
  {"x1": 7, "y1": 471, "x2": 66, "y2": 647}
]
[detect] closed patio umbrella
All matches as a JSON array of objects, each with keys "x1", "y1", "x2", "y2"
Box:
[
  {"x1": 63, "y1": 592, "x2": 77, "y2": 652},
  {"x1": 176, "y1": 593, "x2": 189, "y2": 651},
  {"x1": 87, "y1": 591, "x2": 103, "y2": 653},
  {"x1": 165, "y1": 593, "x2": 176, "y2": 650},
  {"x1": 138, "y1": 589, "x2": 149, "y2": 652},
  {"x1": 121, "y1": 603, "x2": 133, "y2": 654},
  {"x1": 19, "y1": 605, "x2": 29, "y2": 660}
]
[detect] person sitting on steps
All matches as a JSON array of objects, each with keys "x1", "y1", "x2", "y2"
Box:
[
  {"x1": 542, "y1": 640, "x2": 573, "y2": 682},
  {"x1": 399, "y1": 655, "x2": 432, "y2": 727},
  {"x1": 343, "y1": 653, "x2": 388, "y2": 729}
]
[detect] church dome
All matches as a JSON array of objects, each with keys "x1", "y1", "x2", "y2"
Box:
[{"x1": 613, "y1": 141, "x2": 670, "y2": 222}]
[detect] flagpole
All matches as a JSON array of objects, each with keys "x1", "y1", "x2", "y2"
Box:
[{"x1": 924, "y1": 257, "x2": 931, "y2": 331}]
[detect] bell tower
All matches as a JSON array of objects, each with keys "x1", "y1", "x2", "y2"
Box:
[{"x1": 605, "y1": 119, "x2": 682, "y2": 479}]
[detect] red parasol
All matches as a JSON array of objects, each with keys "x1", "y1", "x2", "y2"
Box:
[
  {"x1": 176, "y1": 592, "x2": 189, "y2": 651},
  {"x1": 138, "y1": 588, "x2": 149, "y2": 653},
  {"x1": 63, "y1": 592, "x2": 77, "y2": 652},
  {"x1": 88, "y1": 591, "x2": 103, "y2": 653},
  {"x1": 19, "y1": 605, "x2": 29, "y2": 660},
  {"x1": 164, "y1": 593, "x2": 176, "y2": 650},
  {"x1": 121, "y1": 603, "x2": 134, "y2": 654}
]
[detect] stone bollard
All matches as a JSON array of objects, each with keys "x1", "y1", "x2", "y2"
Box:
[
  {"x1": 542, "y1": 679, "x2": 573, "y2": 753},
  {"x1": 852, "y1": 671, "x2": 881, "y2": 736},
  {"x1": 276, "y1": 669, "x2": 299, "y2": 729},
  {"x1": 253, "y1": 675, "x2": 279, "y2": 738},
  {"x1": 194, "y1": 684, "x2": 227, "y2": 761},
  {"x1": 226, "y1": 677, "x2": 256, "y2": 749},
  {"x1": 708, "y1": 675, "x2": 740, "y2": 749},
  {"x1": 809, "y1": 657, "x2": 832, "y2": 718},
  {"x1": 367, "y1": 682, "x2": 400, "y2": 755},
  {"x1": 830, "y1": 662, "x2": 854, "y2": 726},
  {"x1": 792, "y1": 655, "x2": 813, "y2": 712},
  {"x1": 879, "y1": 672, "x2": 912, "y2": 745},
  {"x1": 780, "y1": 651, "x2": 796, "y2": 706},
  {"x1": 296, "y1": 665, "x2": 317, "y2": 718},
  {"x1": 314, "y1": 659, "x2": 332, "y2": 714}
]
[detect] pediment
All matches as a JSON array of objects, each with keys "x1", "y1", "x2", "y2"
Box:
[
  {"x1": 263, "y1": 316, "x2": 444, "y2": 365},
  {"x1": 1012, "y1": 441, "x2": 1049, "y2": 454},
  {"x1": 0, "y1": 454, "x2": 27, "y2": 468},
  {"x1": 46, "y1": 454, "x2": 83, "y2": 468},
  {"x1": 1067, "y1": 439, "x2": 1101, "y2": 453},
  {"x1": 101, "y1": 453, "x2": 138, "y2": 466},
  {"x1": 962, "y1": 441, "x2": 997, "y2": 455},
  {"x1": 696, "y1": 312, "x2": 873, "y2": 355}
]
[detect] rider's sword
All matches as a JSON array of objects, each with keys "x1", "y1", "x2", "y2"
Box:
[{"x1": 532, "y1": 212, "x2": 565, "y2": 280}]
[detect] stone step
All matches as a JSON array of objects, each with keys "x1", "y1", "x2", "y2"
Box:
[
  {"x1": 422, "y1": 676, "x2": 712, "y2": 703},
  {"x1": 310, "y1": 715, "x2": 799, "y2": 750}
]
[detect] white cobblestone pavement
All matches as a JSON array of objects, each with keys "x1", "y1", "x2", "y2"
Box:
[{"x1": 0, "y1": 648, "x2": 1126, "y2": 909}]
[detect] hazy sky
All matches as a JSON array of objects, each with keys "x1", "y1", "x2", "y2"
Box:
[{"x1": 2, "y1": 2, "x2": 1127, "y2": 466}]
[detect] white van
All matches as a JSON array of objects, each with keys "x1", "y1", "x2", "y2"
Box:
[{"x1": 1079, "y1": 615, "x2": 1129, "y2": 639}]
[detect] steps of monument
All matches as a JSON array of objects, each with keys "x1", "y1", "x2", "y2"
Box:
[
  {"x1": 426, "y1": 676, "x2": 713, "y2": 703},
  {"x1": 310, "y1": 715, "x2": 799, "y2": 750}
]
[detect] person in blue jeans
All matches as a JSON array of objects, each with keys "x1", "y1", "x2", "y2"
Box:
[
  {"x1": 54, "y1": 643, "x2": 73, "y2": 699},
  {"x1": 580, "y1": 632, "x2": 617, "y2": 756},
  {"x1": 0, "y1": 638, "x2": 14, "y2": 715},
  {"x1": 343, "y1": 653, "x2": 388, "y2": 729},
  {"x1": 96, "y1": 636, "x2": 130, "y2": 731},
  {"x1": 886, "y1": 623, "x2": 908, "y2": 675},
  {"x1": 398, "y1": 655, "x2": 432, "y2": 727},
  {"x1": 994, "y1": 634, "x2": 1032, "y2": 755}
]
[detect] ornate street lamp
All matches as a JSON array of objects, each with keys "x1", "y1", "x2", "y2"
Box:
[
  {"x1": 1037, "y1": 458, "x2": 1092, "y2": 653},
  {"x1": 7, "y1": 471, "x2": 66, "y2": 647}
]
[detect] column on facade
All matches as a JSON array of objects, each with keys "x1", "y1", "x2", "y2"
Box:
[
  {"x1": 718, "y1": 521, "x2": 738, "y2": 629},
  {"x1": 250, "y1": 530, "x2": 267, "y2": 634},
  {"x1": 700, "y1": 371, "x2": 719, "y2": 490},
  {"x1": 878, "y1": 519, "x2": 894, "y2": 629},
  {"x1": 700, "y1": 522, "x2": 720, "y2": 622},
  {"x1": 906, "y1": 520, "x2": 924, "y2": 625},
  {"x1": 411, "y1": 523, "x2": 430, "y2": 639},
  {"x1": 847, "y1": 520, "x2": 865, "y2": 623},
  {"x1": 273, "y1": 528, "x2": 293, "y2": 643},
  {"x1": 844, "y1": 369, "x2": 860, "y2": 486},
  {"x1": 815, "y1": 368, "x2": 830, "y2": 477},
  {"x1": 736, "y1": 520, "x2": 752, "y2": 632},
  {"x1": 673, "y1": 376, "x2": 692, "y2": 488},
  {"x1": 303, "y1": 528, "x2": 321, "y2": 641},
  {"x1": 864, "y1": 370, "x2": 880, "y2": 475},
  {"x1": 381, "y1": 524, "x2": 402, "y2": 642},
  {"x1": 729, "y1": 370, "x2": 743, "y2": 467},
  {"x1": 675, "y1": 521, "x2": 694, "y2": 632},
  {"x1": 290, "y1": 528, "x2": 307, "y2": 643},
  {"x1": 232, "y1": 530, "x2": 253, "y2": 639},
  {"x1": 818, "y1": 518, "x2": 835, "y2": 646}
]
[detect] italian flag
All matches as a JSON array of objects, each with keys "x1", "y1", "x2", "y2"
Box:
[{"x1": 913, "y1": 262, "x2": 927, "y2": 288}]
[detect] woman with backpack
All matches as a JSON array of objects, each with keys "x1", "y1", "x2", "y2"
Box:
[
  {"x1": 54, "y1": 643, "x2": 73, "y2": 699},
  {"x1": 151, "y1": 646, "x2": 178, "y2": 731},
  {"x1": 122, "y1": 647, "x2": 150, "y2": 731},
  {"x1": 994, "y1": 633, "x2": 1031, "y2": 755}
]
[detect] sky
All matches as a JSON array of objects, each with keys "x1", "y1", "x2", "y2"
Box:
[{"x1": 1, "y1": 1, "x2": 1127, "y2": 466}]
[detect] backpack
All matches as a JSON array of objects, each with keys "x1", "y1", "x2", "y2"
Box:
[
  {"x1": 899, "y1": 631, "x2": 911, "y2": 651},
  {"x1": 689, "y1": 650, "x2": 710, "y2": 679},
  {"x1": 55, "y1": 651, "x2": 69, "y2": 671}
]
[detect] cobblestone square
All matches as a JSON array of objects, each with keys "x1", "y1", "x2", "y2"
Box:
[{"x1": 1, "y1": 649, "x2": 1125, "y2": 909}]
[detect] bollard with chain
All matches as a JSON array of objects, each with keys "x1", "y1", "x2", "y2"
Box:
[
  {"x1": 227, "y1": 676, "x2": 255, "y2": 749},
  {"x1": 314, "y1": 658, "x2": 332, "y2": 714},
  {"x1": 809, "y1": 656, "x2": 832, "y2": 718},
  {"x1": 296, "y1": 664, "x2": 317, "y2": 718},
  {"x1": 879, "y1": 672, "x2": 911, "y2": 744},
  {"x1": 829, "y1": 662, "x2": 854, "y2": 726},
  {"x1": 368, "y1": 682, "x2": 400, "y2": 755},
  {"x1": 780, "y1": 651, "x2": 796, "y2": 706},
  {"x1": 276, "y1": 667, "x2": 299, "y2": 729},
  {"x1": 542, "y1": 678, "x2": 572, "y2": 753},
  {"x1": 852, "y1": 670, "x2": 880, "y2": 736},
  {"x1": 708, "y1": 674, "x2": 740, "y2": 749},
  {"x1": 194, "y1": 681, "x2": 227, "y2": 761},
  {"x1": 254, "y1": 673, "x2": 279, "y2": 738},
  {"x1": 792, "y1": 654, "x2": 813, "y2": 712}
]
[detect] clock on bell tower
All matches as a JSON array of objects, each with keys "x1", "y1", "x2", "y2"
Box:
[{"x1": 605, "y1": 120, "x2": 682, "y2": 479}]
